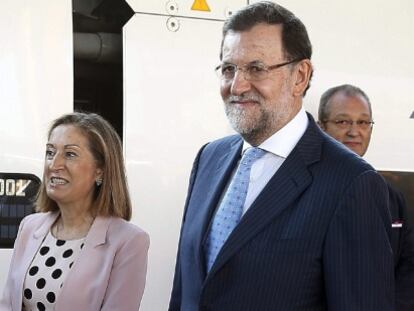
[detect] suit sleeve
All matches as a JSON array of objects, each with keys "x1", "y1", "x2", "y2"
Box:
[
  {"x1": 393, "y1": 190, "x2": 414, "y2": 311},
  {"x1": 323, "y1": 170, "x2": 394, "y2": 311},
  {"x1": 0, "y1": 216, "x2": 28, "y2": 310},
  {"x1": 100, "y1": 230, "x2": 150, "y2": 311},
  {"x1": 168, "y1": 144, "x2": 206, "y2": 311}
]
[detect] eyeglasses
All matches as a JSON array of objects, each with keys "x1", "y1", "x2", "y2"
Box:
[
  {"x1": 215, "y1": 59, "x2": 301, "y2": 82},
  {"x1": 324, "y1": 119, "x2": 375, "y2": 130}
]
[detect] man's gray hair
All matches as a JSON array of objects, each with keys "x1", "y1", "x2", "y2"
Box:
[{"x1": 318, "y1": 84, "x2": 372, "y2": 122}]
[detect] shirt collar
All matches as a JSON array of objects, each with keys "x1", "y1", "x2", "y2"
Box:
[{"x1": 242, "y1": 107, "x2": 308, "y2": 158}]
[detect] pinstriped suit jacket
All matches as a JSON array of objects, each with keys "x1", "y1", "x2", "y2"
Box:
[{"x1": 169, "y1": 114, "x2": 394, "y2": 311}]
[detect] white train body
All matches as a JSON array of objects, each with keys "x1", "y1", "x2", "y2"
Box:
[{"x1": 0, "y1": 1, "x2": 413, "y2": 310}]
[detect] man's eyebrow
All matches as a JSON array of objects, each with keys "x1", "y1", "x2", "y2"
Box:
[
  {"x1": 330, "y1": 113, "x2": 350, "y2": 118},
  {"x1": 249, "y1": 60, "x2": 264, "y2": 64},
  {"x1": 332, "y1": 113, "x2": 371, "y2": 119},
  {"x1": 221, "y1": 60, "x2": 263, "y2": 65}
]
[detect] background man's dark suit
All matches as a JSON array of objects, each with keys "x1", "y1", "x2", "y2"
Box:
[
  {"x1": 389, "y1": 184, "x2": 414, "y2": 310},
  {"x1": 169, "y1": 116, "x2": 394, "y2": 311}
]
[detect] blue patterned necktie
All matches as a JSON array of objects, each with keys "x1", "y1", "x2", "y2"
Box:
[{"x1": 205, "y1": 147, "x2": 266, "y2": 272}]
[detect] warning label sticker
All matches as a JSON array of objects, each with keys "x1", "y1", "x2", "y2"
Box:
[{"x1": 191, "y1": 0, "x2": 211, "y2": 12}]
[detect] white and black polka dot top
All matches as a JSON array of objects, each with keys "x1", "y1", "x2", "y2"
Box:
[{"x1": 22, "y1": 231, "x2": 85, "y2": 311}]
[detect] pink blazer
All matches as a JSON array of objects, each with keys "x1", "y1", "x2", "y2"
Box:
[{"x1": 0, "y1": 212, "x2": 149, "y2": 310}]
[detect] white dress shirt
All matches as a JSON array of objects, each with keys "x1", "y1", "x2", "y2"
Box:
[
  {"x1": 241, "y1": 107, "x2": 308, "y2": 214},
  {"x1": 217, "y1": 108, "x2": 308, "y2": 215}
]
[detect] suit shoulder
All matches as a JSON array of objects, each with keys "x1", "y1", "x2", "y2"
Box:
[
  {"x1": 200, "y1": 134, "x2": 241, "y2": 156},
  {"x1": 320, "y1": 133, "x2": 374, "y2": 176},
  {"x1": 297, "y1": 118, "x2": 374, "y2": 179},
  {"x1": 107, "y1": 217, "x2": 150, "y2": 246},
  {"x1": 204, "y1": 134, "x2": 241, "y2": 149}
]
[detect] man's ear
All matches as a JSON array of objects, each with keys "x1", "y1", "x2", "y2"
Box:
[{"x1": 292, "y1": 59, "x2": 313, "y2": 97}]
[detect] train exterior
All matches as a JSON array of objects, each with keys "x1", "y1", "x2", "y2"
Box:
[{"x1": 1, "y1": 1, "x2": 413, "y2": 310}]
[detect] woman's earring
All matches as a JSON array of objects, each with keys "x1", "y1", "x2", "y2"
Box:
[{"x1": 96, "y1": 178, "x2": 103, "y2": 186}]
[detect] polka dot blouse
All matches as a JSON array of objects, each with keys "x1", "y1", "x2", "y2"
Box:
[{"x1": 22, "y1": 231, "x2": 85, "y2": 310}]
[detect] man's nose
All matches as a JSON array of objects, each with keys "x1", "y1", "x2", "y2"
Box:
[
  {"x1": 346, "y1": 122, "x2": 360, "y2": 136},
  {"x1": 230, "y1": 70, "x2": 252, "y2": 96}
]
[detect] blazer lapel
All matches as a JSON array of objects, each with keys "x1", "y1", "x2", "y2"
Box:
[
  {"x1": 25, "y1": 212, "x2": 58, "y2": 267},
  {"x1": 201, "y1": 138, "x2": 243, "y2": 233},
  {"x1": 56, "y1": 216, "x2": 110, "y2": 309},
  {"x1": 191, "y1": 137, "x2": 243, "y2": 278},
  {"x1": 207, "y1": 115, "x2": 323, "y2": 277},
  {"x1": 82, "y1": 216, "x2": 110, "y2": 247}
]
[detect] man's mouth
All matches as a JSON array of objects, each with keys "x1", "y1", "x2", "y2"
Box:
[{"x1": 229, "y1": 99, "x2": 259, "y2": 106}]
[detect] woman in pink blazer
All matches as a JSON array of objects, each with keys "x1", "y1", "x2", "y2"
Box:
[{"x1": 0, "y1": 112, "x2": 149, "y2": 310}]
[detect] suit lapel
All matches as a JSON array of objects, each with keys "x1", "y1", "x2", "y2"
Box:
[
  {"x1": 193, "y1": 137, "x2": 243, "y2": 277},
  {"x1": 207, "y1": 115, "x2": 323, "y2": 277}
]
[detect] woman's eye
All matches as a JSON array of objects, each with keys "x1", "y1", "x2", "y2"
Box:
[
  {"x1": 45, "y1": 150, "x2": 54, "y2": 158},
  {"x1": 66, "y1": 152, "x2": 77, "y2": 158}
]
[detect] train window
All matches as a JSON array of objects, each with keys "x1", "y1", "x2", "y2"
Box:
[
  {"x1": 0, "y1": 173, "x2": 41, "y2": 248},
  {"x1": 379, "y1": 171, "x2": 414, "y2": 225}
]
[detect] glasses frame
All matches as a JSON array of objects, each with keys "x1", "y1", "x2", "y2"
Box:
[
  {"x1": 323, "y1": 119, "x2": 375, "y2": 130},
  {"x1": 215, "y1": 58, "x2": 302, "y2": 82}
]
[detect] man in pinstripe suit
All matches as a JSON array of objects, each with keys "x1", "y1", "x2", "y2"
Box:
[{"x1": 169, "y1": 2, "x2": 394, "y2": 310}]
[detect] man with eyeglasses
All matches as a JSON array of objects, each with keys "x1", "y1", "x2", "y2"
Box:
[
  {"x1": 318, "y1": 84, "x2": 414, "y2": 311},
  {"x1": 169, "y1": 2, "x2": 394, "y2": 310},
  {"x1": 318, "y1": 84, "x2": 374, "y2": 156}
]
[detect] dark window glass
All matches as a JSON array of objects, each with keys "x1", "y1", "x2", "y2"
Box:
[{"x1": 0, "y1": 173, "x2": 40, "y2": 248}]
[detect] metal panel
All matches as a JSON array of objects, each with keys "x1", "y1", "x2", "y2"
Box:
[
  {"x1": 0, "y1": 0, "x2": 73, "y2": 293},
  {"x1": 124, "y1": 13, "x2": 231, "y2": 310},
  {"x1": 126, "y1": 0, "x2": 247, "y2": 20}
]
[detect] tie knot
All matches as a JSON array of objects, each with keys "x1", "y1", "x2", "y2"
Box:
[{"x1": 240, "y1": 147, "x2": 266, "y2": 166}]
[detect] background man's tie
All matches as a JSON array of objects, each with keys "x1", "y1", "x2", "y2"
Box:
[{"x1": 205, "y1": 147, "x2": 266, "y2": 272}]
